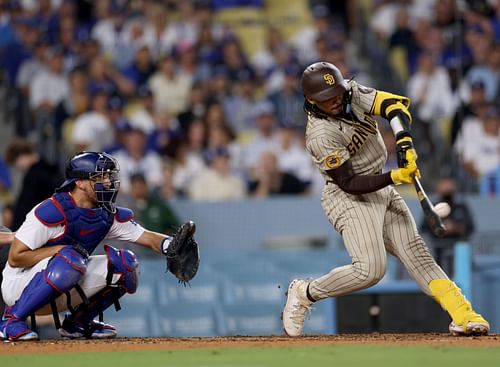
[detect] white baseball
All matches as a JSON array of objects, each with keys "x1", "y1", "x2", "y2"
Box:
[{"x1": 434, "y1": 202, "x2": 451, "y2": 218}]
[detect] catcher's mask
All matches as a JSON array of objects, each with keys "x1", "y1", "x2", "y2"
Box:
[
  {"x1": 56, "y1": 151, "x2": 120, "y2": 213},
  {"x1": 301, "y1": 61, "x2": 352, "y2": 113}
]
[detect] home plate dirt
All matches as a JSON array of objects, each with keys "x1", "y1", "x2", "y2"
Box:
[{"x1": 1, "y1": 334, "x2": 499, "y2": 355}]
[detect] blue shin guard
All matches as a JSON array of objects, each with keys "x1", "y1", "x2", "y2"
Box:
[
  {"x1": 0, "y1": 247, "x2": 87, "y2": 341},
  {"x1": 60, "y1": 245, "x2": 138, "y2": 339}
]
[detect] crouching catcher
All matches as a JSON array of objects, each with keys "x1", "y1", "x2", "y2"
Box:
[{"x1": 0, "y1": 151, "x2": 199, "y2": 341}]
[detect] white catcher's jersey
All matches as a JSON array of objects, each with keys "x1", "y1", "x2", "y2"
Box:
[
  {"x1": 305, "y1": 80, "x2": 388, "y2": 187},
  {"x1": 1, "y1": 204, "x2": 145, "y2": 307}
]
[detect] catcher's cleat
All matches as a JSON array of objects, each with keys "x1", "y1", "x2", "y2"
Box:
[
  {"x1": 58, "y1": 316, "x2": 117, "y2": 339},
  {"x1": 0, "y1": 316, "x2": 39, "y2": 341},
  {"x1": 282, "y1": 279, "x2": 313, "y2": 337}
]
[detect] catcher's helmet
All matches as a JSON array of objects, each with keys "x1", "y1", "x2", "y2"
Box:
[
  {"x1": 56, "y1": 151, "x2": 120, "y2": 213},
  {"x1": 301, "y1": 62, "x2": 350, "y2": 102}
]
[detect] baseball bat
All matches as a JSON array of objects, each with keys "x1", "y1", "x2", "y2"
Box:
[{"x1": 412, "y1": 176, "x2": 446, "y2": 237}]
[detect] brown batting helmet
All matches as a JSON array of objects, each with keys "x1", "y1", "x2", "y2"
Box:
[{"x1": 301, "y1": 62, "x2": 350, "y2": 102}]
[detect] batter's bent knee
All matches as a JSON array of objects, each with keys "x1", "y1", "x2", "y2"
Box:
[{"x1": 352, "y1": 261, "x2": 386, "y2": 289}]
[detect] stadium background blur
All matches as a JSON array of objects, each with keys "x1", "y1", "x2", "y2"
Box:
[{"x1": 0, "y1": 0, "x2": 500, "y2": 336}]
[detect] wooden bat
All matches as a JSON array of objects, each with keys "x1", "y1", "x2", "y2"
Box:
[{"x1": 413, "y1": 176, "x2": 446, "y2": 237}]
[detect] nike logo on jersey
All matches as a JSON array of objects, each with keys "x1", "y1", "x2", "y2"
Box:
[{"x1": 79, "y1": 228, "x2": 97, "y2": 236}]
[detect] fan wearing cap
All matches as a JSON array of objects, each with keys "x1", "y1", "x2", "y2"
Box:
[{"x1": 281, "y1": 62, "x2": 489, "y2": 338}]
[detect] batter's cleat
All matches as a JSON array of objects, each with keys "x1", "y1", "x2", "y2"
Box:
[
  {"x1": 0, "y1": 316, "x2": 39, "y2": 341},
  {"x1": 58, "y1": 315, "x2": 117, "y2": 339},
  {"x1": 449, "y1": 315, "x2": 490, "y2": 336},
  {"x1": 429, "y1": 279, "x2": 490, "y2": 336},
  {"x1": 282, "y1": 279, "x2": 313, "y2": 337}
]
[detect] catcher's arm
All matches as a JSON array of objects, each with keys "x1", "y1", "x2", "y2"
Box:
[{"x1": 134, "y1": 229, "x2": 167, "y2": 253}]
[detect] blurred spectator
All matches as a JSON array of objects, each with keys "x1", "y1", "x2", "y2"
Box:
[
  {"x1": 128, "y1": 85, "x2": 156, "y2": 135},
  {"x1": 223, "y1": 74, "x2": 260, "y2": 135},
  {"x1": 147, "y1": 109, "x2": 182, "y2": 157},
  {"x1": 251, "y1": 26, "x2": 287, "y2": 78},
  {"x1": 455, "y1": 105, "x2": 500, "y2": 183},
  {"x1": 267, "y1": 64, "x2": 306, "y2": 132},
  {"x1": 54, "y1": 66, "x2": 90, "y2": 148},
  {"x1": 157, "y1": 160, "x2": 181, "y2": 201},
  {"x1": 243, "y1": 100, "x2": 281, "y2": 172},
  {"x1": 177, "y1": 83, "x2": 208, "y2": 131},
  {"x1": 70, "y1": 88, "x2": 113, "y2": 152},
  {"x1": 129, "y1": 173, "x2": 180, "y2": 234},
  {"x1": 148, "y1": 54, "x2": 193, "y2": 116},
  {"x1": 87, "y1": 55, "x2": 135, "y2": 97},
  {"x1": 122, "y1": 44, "x2": 156, "y2": 91},
  {"x1": 15, "y1": 37, "x2": 49, "y2": 137},
  {"x1": 420, "y1": 177, "x2": 475, "y2": 275},
  {"x1": 249, "y1": 151, "x2": 308, "y2": 197},
  {"x1": 450, "y1": 80, "x2": 487, "y2": 146},
  {"x1": 112, "y1": 123, "x2": 163, "y2": 194},
  {"x1": 206, "y1": 122, "x2": 245, "y2": 177},
  {"x1": 5, "y1": 138, "x2": 63, "y2": 230},
  {"x1": 291, "y1": 3, "x2": 334, "y2": 64},
  {"x1": 171, "y1": 140, "x2": 206, "y2": 197},
  {"x1": 465, "y1": 43, "x2": 500, "y2": 102},
  {"x1": 188, "y1": 146, "x2": 246, "y2": 201},
  {"x1": 29, "y1": 46, "x2": 68, "y2": 112},
  {"x1": 274, "y1": 123, "x2": 315, "y2": 187},
  {"x1": 407, "y1": 51, "x2": 456, "y2": 156}
]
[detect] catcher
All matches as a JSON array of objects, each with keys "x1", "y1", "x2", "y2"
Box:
[{"x1": 0, "y1": 151, "x2": 199, "y2": 341}]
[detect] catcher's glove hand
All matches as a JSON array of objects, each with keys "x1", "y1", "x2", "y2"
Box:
[{"x1": 163, "y1": 221, "x2": 199, "y2": 285}]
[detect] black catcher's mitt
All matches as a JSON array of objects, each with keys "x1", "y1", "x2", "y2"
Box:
[{"x1": 163, "y1": 221, "x2": 199, "y2": 284}]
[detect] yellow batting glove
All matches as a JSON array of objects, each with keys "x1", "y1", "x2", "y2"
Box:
[
  {"x1": 390, "y1": 161, "x2": 420, "y2": 185},
  {"x1": 405, "y1": 148, "x2": 418, "y2": 165}
]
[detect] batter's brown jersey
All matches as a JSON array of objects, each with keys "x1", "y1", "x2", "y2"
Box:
[{"x1": 305, "y1": 80, "x2": 387, "y2": 188}]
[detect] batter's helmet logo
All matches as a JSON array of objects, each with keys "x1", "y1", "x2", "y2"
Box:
[
  {"x1": 323, "y1": 73, "x2": 335, "y2": 86},
  {"x1": 324, "y1": 152, "x2": 341, "y2": 169}
]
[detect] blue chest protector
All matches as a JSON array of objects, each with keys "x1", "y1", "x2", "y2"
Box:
[{"x1": 35, "y1": 192, "x2": 133, "y2": 255}]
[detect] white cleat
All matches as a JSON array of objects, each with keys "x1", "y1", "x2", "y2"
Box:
[
  {"x1": 282, "y1": 279, "x2": 313, "y2": 337},
  {"x1": 449, "y1": 321, "x2": 490, "y2": 336}
]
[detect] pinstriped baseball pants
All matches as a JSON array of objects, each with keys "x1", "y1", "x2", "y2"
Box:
[{"x1": 308, "y1": 185, "x2": 448, "y2": 300}]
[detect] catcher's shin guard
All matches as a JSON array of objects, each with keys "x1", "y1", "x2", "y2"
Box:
[
  {"x1": 60, "y1": 287, "x2": 124, "y2": 339},
  {"x1": 1, "y1": 247, "x2": 87, "y2": 341},
  {"x1": 60, "y1": 245, "x2": 138, "y2": 339},
  {"x1": 429, "y1": 279, "x2": 489, "y2": 335}
]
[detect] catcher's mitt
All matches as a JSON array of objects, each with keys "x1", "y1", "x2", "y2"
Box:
[{"x1": 163, "y1": 221, "x2": 199, "y2": 284}]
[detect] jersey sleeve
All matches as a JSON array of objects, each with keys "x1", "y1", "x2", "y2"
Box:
[
  {"x1": 350, "y1": 81, "x2": 377, "y2": 114},
  {"x1": 105, "y1": 217, "x2": 145, "y2": 242},
  {"x1": 15, "y1": 206, "x2": 65, "y2": 250},
  {"x1": 307, "y1": 130, "x2": 350, "y2": 174}
]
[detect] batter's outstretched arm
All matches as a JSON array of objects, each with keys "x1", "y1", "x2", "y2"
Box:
[{"x1": 327, "y1": 160, "x2": 392, "y2": 195}]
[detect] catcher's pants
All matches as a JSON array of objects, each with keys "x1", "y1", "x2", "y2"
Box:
[
  {"x1": 309, "y1": 185, "x2": 448, "y2": 300},
  {"x1": 1, "y1": 255, "x2": 109, "y2": 315}
]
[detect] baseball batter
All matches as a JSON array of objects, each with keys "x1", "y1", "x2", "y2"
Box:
[
  {"x1": 282, "y1": 62, "x2": 489, "y2": 337},
  {"x1": 0, "y1": 151, "x2": 197, "y2": 341}
]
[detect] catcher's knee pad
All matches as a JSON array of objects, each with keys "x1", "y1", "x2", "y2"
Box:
[
  {"x1": 45, "y1": 246, "x2": 88, "y2": 293},
  {"x1": 104, "y1": 245, "x2": 138, "y2": 294},
  {"x1": 3, "y1": 246, "x2": 87, "y2": 321}
]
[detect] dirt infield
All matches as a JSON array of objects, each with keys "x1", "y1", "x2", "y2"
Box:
[{"x1": 1, "y1": 334, "x2": 499, "y2": 355}]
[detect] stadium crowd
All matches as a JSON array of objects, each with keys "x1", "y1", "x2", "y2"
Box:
[{"x1": 0, "y1": 0, "x2": 499, "y2": 230}]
